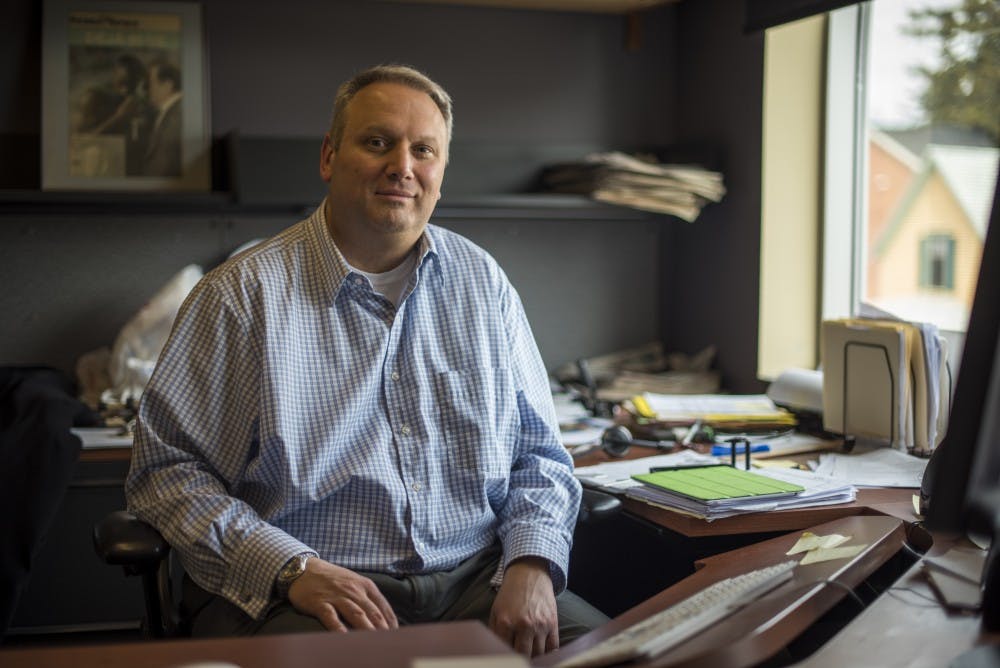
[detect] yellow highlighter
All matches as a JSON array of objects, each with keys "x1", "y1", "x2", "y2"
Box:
[{"x1": 632, "y1": 395, "x2": 656, "y2": 419}]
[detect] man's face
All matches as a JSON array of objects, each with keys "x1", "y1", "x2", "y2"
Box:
[
  {"x1": 112, "y1": 65, "x2": 129, "y2": 95},
  {"x1": 320, "y1": 82, "x2": 447, "y2": 241},
  {"x1": 148, "y1": 66, "x2": 171, "y2": 109}
]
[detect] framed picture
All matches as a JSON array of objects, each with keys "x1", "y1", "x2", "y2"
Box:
[{"x1": 41, "y1": 0, "x2": 210, "y2": 191}]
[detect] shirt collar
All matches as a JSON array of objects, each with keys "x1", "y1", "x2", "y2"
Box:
[{"x1": 308, "y1": 200, "x2": 442, "y2": 301}]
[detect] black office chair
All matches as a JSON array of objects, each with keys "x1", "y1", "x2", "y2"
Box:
[{"x1": 93, "y1": 487, "x2": 621, "y2": 638}]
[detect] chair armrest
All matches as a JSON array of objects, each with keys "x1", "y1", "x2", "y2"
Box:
[
  {"x1": 93, "y1": 510, "x2": 170, "y2": 575},
  {"x1": 577, "y1": 488, "x2": 622, "y2": 524}
]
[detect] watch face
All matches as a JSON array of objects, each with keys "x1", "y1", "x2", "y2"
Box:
[
  {"x1": 284, "y1": 557, "x2": 304, "y2": 579},
  {"x1": 276, "y1": 554, "x2": 310, "y2": 598},
  {"x1": 280, "y1": 554, "x2": 308, "y2": 584}
]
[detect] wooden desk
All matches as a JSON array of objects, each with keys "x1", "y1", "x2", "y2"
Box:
[
  {"x1": 538, "y1": 515, "x2": 907, "y2": 668},
  {"x1": 0, "y1": 620, "x2": 514, "y2": 668},
  {"x1": 574, "y1": 442, "x2": 920, "y2": 538},
  {"x1": 793, "y1": 537, "x2": 1000, "y2": 668},
  {"x1": 78, "y1": 445, "x2": 132, "y2": 463}
]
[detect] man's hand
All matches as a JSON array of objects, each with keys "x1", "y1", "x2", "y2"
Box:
[
  {"x1": 287, "y1": 557, "x2": 398, "y2": 632},
  {"x1": 489, "y1": 556, "x2": 559, "y2": 657}
]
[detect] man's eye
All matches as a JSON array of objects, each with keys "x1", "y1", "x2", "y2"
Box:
[
  {"x1": 415, "y1": 145, "x2": 435, "y2": 157},
  {"x1": 367, "y1": 137, "x2": 387, "y2": 149}
]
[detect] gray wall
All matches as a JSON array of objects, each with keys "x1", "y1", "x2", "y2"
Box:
[
  {"x1": 0, "y1": 0, "x2": 680, "y2": 378},
  {"x1": 664, "y1": 0, "x2": 768, "y2": 393}
]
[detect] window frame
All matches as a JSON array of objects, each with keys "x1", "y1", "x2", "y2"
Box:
[{"x1": 822, "y1": 2, "x2": 868, "y2": 323}]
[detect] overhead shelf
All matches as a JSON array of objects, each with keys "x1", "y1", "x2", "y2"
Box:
[
  {"x1": 0, "y1": 188, "x2": 662, "y2": 221},
  {"x1": 0, "y1": 135, "x2": 711, "y2": 223}
]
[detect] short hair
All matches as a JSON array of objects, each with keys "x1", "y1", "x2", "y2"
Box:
[
  {"x1": 149, "y1": 59, "x2": 181, "y2": 91},
  {"x1": 114, "y1": 53, "x2": 147, "y2": 93},
  {"x1": 328, "y1": 64, "x2": 453, "y2": 151}
]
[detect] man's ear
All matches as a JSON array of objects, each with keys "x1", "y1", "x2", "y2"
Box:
[{"x1": 319, "y1": 134, "x2": 335, "y2": 182}]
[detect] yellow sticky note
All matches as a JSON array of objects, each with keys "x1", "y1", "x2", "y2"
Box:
[
  {"x1": 798, "y1": 544, "x2": 867, "y2": 565},
  {"x1": 786, "y1": 531, "x2": 851, "y2": 555}
]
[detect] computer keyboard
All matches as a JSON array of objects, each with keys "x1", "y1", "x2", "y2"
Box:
[{"x1": 555, "y1": 560, "x2": 798, "y2": 668}]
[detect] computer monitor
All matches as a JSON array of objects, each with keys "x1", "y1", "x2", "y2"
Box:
[{"x1": 920, "y1": 169, "x2": 1000, "y2": 631}]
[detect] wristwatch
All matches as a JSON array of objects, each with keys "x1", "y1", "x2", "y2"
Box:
[{"x1": 274, "y1": 552, "x2": 312, "y2": 600}]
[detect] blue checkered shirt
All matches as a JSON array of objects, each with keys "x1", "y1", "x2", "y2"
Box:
[{"x1": 125, "y1": 203, "x2": 580, "y2": 619}]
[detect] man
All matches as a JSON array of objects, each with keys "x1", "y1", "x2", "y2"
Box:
[
  {"x1": 92, "y1": 53, "x2": 152, "y2": 176},
  {"x1": 142, "y1": 59, "x2": 182, "y2": 177},
  {"x1": 125, "y1": 64, "x2": 606, "y2": 657}
]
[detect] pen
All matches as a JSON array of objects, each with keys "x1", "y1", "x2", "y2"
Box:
[
  {"x1": 681, "y1": 419, "x2": 702, "y2": 447},
  {"x1": 710, "y1": 443, "x2": 771, "y2": 456}
]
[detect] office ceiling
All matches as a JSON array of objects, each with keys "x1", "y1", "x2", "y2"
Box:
[{"x1": 385, "y1": 0, "x2": 680, "y2": 13}]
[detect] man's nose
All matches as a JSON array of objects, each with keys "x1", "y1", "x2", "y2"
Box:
[{"x1": 386, "y1": 145, "x2": 414, "y2": 180}]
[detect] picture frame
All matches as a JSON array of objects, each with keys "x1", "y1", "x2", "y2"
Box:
[{"x1": 41, "y1": 0, "x2": 211, "y2": 191}]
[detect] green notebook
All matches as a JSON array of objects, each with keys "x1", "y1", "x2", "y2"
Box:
[{"x1": 631, "y1": 465, "x2": 805, "y2": 505}]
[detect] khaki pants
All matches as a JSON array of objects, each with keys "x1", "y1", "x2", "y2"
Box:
[{"x1": 184, "y1": 545, "x2": 608, "y2": 645}]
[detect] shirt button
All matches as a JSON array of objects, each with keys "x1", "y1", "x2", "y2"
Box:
[
  {"x1": 413, "y1": 482, "x2": 422, "y2": 492},
  {"x1": 391, "y1": 371, "x2": 400, "y2": 381},
  {"x1": 354, "y1": 277, "x2": 363, "y2": 286},
  {"x1": 400, "y1": 425, "x2": 411, "y2": 436}
]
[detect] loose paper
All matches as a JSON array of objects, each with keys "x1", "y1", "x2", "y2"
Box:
[{"x1": 798, "y1": 544, "x2": 867, "y2": 565}]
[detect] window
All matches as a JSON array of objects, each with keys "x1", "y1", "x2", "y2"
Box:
[
  {"x1": 919, "y1": 234, "x2": 956, "y2": 289},
  {"x1": 757, "y1": 0, "x2": 997, "y2": 378},
  {"x1": 826, "y1": 0, "x2": 999, "y2": 337}
]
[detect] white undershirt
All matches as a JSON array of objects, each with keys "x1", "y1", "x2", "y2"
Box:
[{"x1": 351, "y1": 250, "x2": 418, "y2": 308}]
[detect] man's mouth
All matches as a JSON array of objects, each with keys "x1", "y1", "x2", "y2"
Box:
[{"x1": 376, "y1": 189, "x2": 416, "y2": 199}]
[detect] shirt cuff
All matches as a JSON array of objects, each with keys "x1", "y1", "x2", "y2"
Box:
[
  {"x1": 491, "y1": 522, "x2": 571, "y2": 594},
  {"x1": 221, "y1": 524, "x2": 317, "y2": 619}
]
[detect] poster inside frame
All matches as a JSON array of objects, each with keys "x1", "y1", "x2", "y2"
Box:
[{"x1": 41, "y1": 0, "x2": 210, "y2": 192}]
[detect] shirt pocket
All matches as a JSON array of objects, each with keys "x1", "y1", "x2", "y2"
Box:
[{"x1": 435, "y1": 366, "x2": 518, "y2": 475}]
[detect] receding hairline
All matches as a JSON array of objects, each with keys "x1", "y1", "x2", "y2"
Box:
[{"x1": 328, "y1": 64, "x2": 453, "y2": 149}]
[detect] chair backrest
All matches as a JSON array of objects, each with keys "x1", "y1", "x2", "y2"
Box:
[{"x1": 92, "y1": 510, "x2": 187, "y2": 637}]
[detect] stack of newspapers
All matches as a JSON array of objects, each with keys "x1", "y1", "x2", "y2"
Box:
[{"x1": 539, "y1": 151, "x2": 726, "y2": 221}]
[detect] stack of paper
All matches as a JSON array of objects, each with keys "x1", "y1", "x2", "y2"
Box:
[
  {"x1": 70, "y1": 427, "x2": 133, "y2": 449},
  {"x1": 573, "y1": 452, "x2": 856, "y2": 522},
  {"x1": 574, "y1": 450, "x2": 721, "y2": 494},
  {"x1": 810, "y1": 447, "x2": 928, "y2": 488},
  {"x1": 821, "y1": 318, "x2": 949, "y2": 454},
  {"x1": 626, "y1": 466, "x2": 855, "y2": 522},
  {"x1": 634, "y1": 393, "x2": 797, "y2": 429},
  {"x1": 539, "y1": 151, "x2": 726, "y2": 222},
  {"x1": 596, "y1": 370, "x2": 722, "y2": 402}
]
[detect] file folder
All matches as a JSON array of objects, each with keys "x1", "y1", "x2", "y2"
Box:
[
  {"x1": 821, "y1": 319, "x2": 909, "y2": 449},
  {"x1": 821, "y1": 318, "x2": 949, "y2": 454},
  {"x1": 631, "y1": 465, "x2": 805, "y2": 505}
]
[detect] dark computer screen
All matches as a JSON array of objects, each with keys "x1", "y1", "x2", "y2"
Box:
[{"x1": 920, "y1": 170, "x2": 1000, "y2": 630}]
